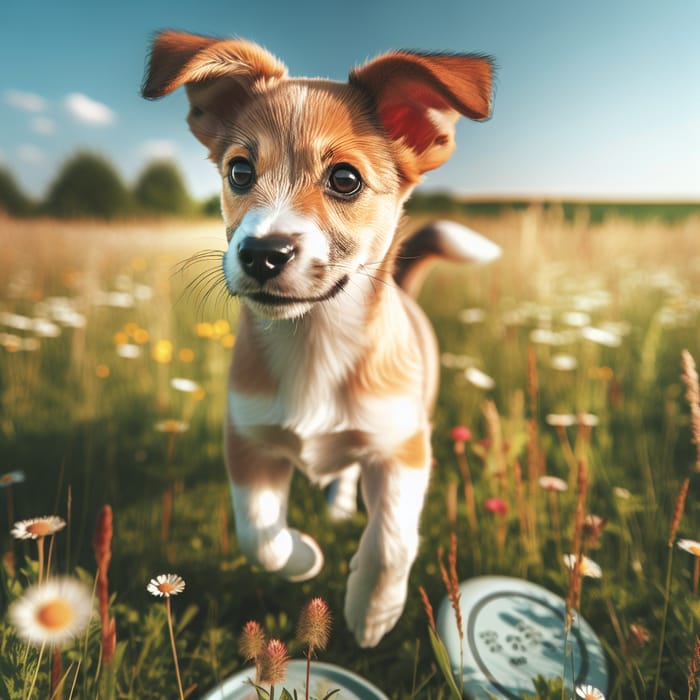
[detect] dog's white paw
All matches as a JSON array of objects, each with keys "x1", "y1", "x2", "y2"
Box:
[
  {"x1": 344, "y1": 555, "x2": 408, "y2": 647},
  {"x1": 277, "y1": 530, "x2": 324, "y2": 582},
  {"x1": 276, "y1": 530, "x2": 323, "y2": 582}
]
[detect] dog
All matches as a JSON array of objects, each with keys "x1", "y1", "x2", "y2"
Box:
[{"x1": 142, "y1": 30, "x2": 499, "y2": 647}]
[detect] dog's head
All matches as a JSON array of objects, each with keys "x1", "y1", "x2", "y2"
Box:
[{"x1": 143, "y1": 31, "x2": 493, "y2": 319}]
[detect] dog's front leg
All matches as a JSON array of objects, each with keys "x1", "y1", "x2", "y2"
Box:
[
  {"x1": 226, "y1": 428, "x2": 324, "y2": 582},
  {"x1": 344, "y1": 433, "x2": 431, "y2": 647}
]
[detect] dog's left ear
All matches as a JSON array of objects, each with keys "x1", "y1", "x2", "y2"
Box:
[{"x1": 351, "y1": 52, "x2": 493, "y2": 179}]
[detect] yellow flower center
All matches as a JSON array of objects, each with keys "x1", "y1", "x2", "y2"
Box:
[
  {"x1": 37, "y1": 599, "x2": 74, "y2": 630},
  {"x1": 0, "y1": 475, "x2": 12, "y2": 484},
  {"x1": 689, "y1": 543, "x2": 700, "y2": 556},
  {"x1": 26, "y1": 522, "x2": 53, "y2": 536},
  {"x1": 158, "y1": 582, "x2": 175, "y2": 594}
]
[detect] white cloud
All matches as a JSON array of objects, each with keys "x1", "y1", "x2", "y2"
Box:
[
  {"x1": 31, "y1": 116, "x2": 56, "y2": 135},
  {"x1": 17, "y1": 144, "x2": 45, "y2": 164},
  {"x1": 5, "y1": 90, "x2": 47, "y2": 113},
  {"x1": 138, "y1": 139, "x2": 177, "y2": 161},
  {"x1": 64, "y1": 92, "x2": 115, "y2": 126}
]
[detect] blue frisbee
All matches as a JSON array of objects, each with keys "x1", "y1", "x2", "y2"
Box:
[
  {"x1": 200, "y1": 659, "x2": 389, "y2": 700},
  {"x1": 436, "y1": 576, "x2": 608, "y2": 698}
]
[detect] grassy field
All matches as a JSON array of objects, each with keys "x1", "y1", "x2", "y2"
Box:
[{"x1": 0, "y1": 208, "x2": 699, "y2": 699}]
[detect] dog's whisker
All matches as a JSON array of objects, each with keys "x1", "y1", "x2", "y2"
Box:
[
  {"x1": 175, "y1": 265, "x2": 229, "y2": 314},
  {"x1": 173, "y1": 249, "x2": 225, "y2": 275}
]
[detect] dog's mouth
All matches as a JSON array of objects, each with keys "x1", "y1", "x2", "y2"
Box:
[{"x1": 243, "y1": 274, "x2": 350, "y2": 307}]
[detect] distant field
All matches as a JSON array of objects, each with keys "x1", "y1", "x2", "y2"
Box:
[
  {"x1": 406, "y1": 193, "x2": 700, "y2": 225},
  {"x1": 0, "y1": 210, "x2": 699, "y2": 699}
]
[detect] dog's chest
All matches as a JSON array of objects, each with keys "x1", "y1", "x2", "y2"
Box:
[{"x1": 231, "y1": 310, "x2": 362, "y2": 435}]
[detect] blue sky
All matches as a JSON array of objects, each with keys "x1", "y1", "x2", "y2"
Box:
[{"x1": 2, "y1": 0, "x2": 699, "y2": 201}]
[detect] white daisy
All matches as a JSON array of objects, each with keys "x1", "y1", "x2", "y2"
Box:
[
  {"x1": 575, "y1": 685, "x2": 606, "y2": 699},
  {"x1": 458, "y1": 308, "x2": 486, "y2": 324},
  {"x1": 561, "y1": 311, "x2": 590, "y2": 328},
  {"x1": 677, "y1": 538, "x2": 700, "y2": 557},
  {"x1": 0, "y1": 470, "x2": 26, "y2": 487},
  {"x1": 147, "y1": 573, "x2": 186, "y2": 598},
  {"x1": 116, "y1": 343, "x2": 141, "y2": 359},
  {"x1": 32, "y1": 318, "x2": 61, "y2": 338},
  {"x1": 9, "y1": 577, "x2": 93, "y2": 647},
  {"x1": 440, "y1": 353, "x2": 474, "y2": 370},
  {"x1": 550, "y1": 353, "x2": 578, "y2": 371},
  {"x1": 613, "y1": 486, "x2": 631, "y2": 500},
  {"x1": 545, "y1": 413, "x2": 576, "y2": 427},
  {"x1": 464, "y1": 367, "x2": 495, "y2": 390},
  {"x1": 581, "y1": 326, "x2": 622, "y2": 348},
  {"x1": 538, "y1": 475, "x2": 568, "y2": 492},
  {"x1": 11, "y1": 516, "x2": 66, "y2": 540},
  {"x1": 563, "y1": 554, "x2": 603, "y2": 579},
  {"x1": 170, "y1": 377, "x2": 201, "y2": 393},
  {"x1": 154, "y1": 420, "x2": 190, "y2": 434},
  {"x1": 529, "y1": 328, "x2": 566, "y2": 346},
  {"x1": 1, "y1": 333, "x2": 22, "y2": 351},
  {"x1": 577, "y1": 413, "x2": 599, "y2": 427},
  {"x1": 0, "y1": 312, "x2": 33, "y2": 331},
  {"x1": 57, "y1": 310, "x2": 86, "y2": 329}
]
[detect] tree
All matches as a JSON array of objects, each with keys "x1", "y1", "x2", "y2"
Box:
[
  {"x1": 200, "y1": 194, "x2": 221, "y2": 218},
  {"x1": 0, "y1": 168, "x2": 35, "y2": 217},
  {"x1": 45, "y1": 152, "x2": 130, "y2": 219},
  {"x1": 133, "y1": 160, "x2": 191, "y2": 215}
]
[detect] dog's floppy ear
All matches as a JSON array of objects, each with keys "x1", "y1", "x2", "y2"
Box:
[
  {"x1": 350, "y1": 51, "x2": 493, "y2": 179},
  {"x1": 142, "y1": 30, "x2": 287, "y2": 159}
]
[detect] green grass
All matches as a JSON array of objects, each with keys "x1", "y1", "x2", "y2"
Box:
[{"x1": 0, "y1": 210, "x2": 699, "y2": 699}]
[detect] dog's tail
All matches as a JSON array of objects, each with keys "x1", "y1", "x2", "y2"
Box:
[{"x1": 393, "y1": 220, "x2": 501, "y2": 298}]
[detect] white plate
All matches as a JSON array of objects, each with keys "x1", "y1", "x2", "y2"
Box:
[
  {"x1": 200, "y1": 659, "x2": 389, "y2": 700},
  {"x1": 436, "y1": 576, "x2": 608, "y2": 699}
]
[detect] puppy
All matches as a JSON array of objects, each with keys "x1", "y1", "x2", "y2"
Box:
[{"x1": 142, "y1": 31, "x2": 499, "y2": 647}]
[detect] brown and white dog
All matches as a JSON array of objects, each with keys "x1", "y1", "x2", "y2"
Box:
[{"x1": 142, "y1": 31, "x2": 500, "y2": 647}]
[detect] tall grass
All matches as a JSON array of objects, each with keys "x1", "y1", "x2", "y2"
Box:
[{"x1": 0, "y1": 208, "x2": 699, "y2": 698}]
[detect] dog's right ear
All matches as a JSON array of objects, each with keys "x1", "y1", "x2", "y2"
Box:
[{"x1": 142, "y1": 30, "x2": 287, "y2": 160}]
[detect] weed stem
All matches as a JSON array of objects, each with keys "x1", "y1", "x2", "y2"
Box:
[
  {"x1": 653, "y1": 542, "x2": 674, "y2": 699},
  {"x1": 166, "y1": 597, "x2": 185, "y2": 700}
]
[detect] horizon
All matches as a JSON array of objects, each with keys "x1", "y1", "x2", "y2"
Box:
[{"x1": 2, "y1": 1, "x2": 699, "y2": 202}]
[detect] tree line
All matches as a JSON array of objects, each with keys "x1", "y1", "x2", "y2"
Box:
[{"x1": 0, "y1": 152, "x2": 220, "y2": 219}]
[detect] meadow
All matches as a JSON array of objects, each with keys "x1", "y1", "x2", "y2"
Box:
[{"x1": 0, "y1": 206, "x2": 699, "y2": 699}]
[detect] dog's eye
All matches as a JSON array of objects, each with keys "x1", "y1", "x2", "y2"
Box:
[
  {"x1": 328, "y1": 164, "x2": 362, "y2": 197},
  {"x1": 228, "y1": 157, "x2": 254, "y2": 192}
]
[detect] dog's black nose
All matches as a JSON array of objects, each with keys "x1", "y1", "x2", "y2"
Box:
[{"x1": 237, "y1": 235, "x2": 296, "y2": 284}]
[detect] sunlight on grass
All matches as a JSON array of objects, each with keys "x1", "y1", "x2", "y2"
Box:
[{"x1": 0, "y1": 209, "x2": 699, "y2": 698}]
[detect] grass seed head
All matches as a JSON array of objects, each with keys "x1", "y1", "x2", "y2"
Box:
[
  {"x1": 688, "y1": 635, "x2": 700, "y2": 691},
  {"x1": 668, "y1": 478, "x2": 690, "y2": 546},
  {"x1": 93, "y1": 505, "x2": 113, "y2": 573},
  {"x1": 681, "y1": 349, "x2": 700, "y2": 471},
  {"x1": 296, "y1": 597, "x2": 331, "y2": 652},
  {"x1": 418, "y1": 586, "x2": 437, "y2": 633},
  {"x1": 239, "y1": 620, "x2": 266, "y2": 662},
  {"x1": 258, "y1": 638, "x2": 289, "y2": 686}
]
